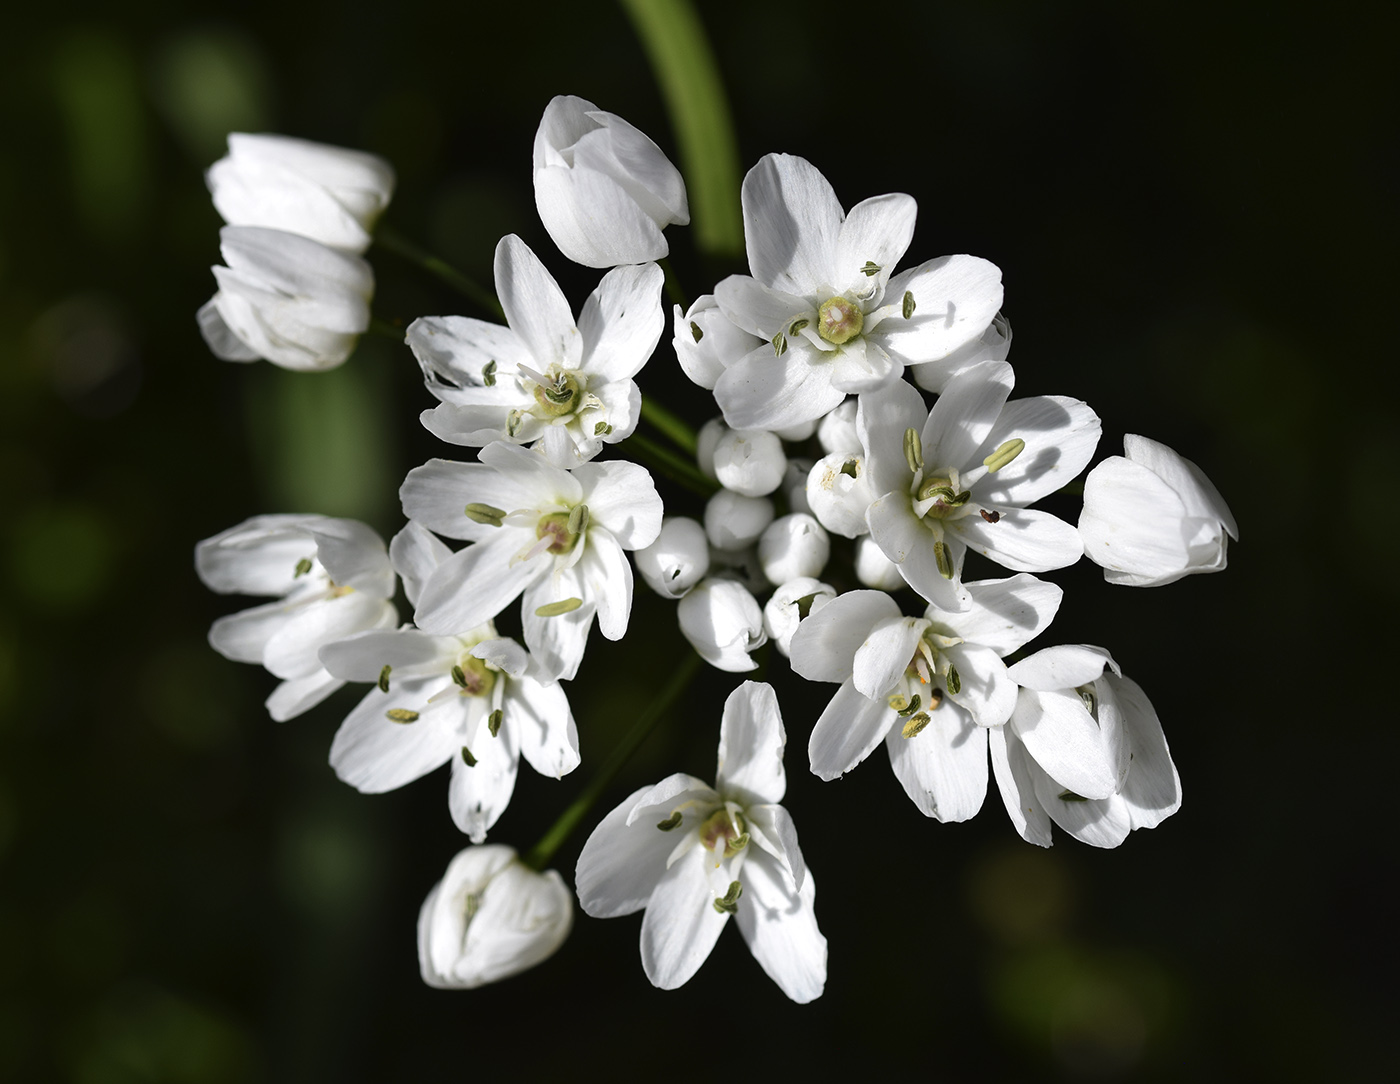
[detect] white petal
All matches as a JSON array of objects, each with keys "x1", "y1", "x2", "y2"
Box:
[
  {"x1": 400, "y1": 459, "x2": 529, "y2": 542},
  {"x1": 1011, "y1": 689, "x2": 1117, "y2": 800},
  {"x1": 735, "y1": 849, "x2": 826, "y2": 1003},
  {"x1": 875, "y1": 255, "x2": 1004, "y2": 364},
  {"x1": 494, "y1": 234, "x2": 581, "y2": 369},
  {"x1": 389, "y1": 522, "x2": 453, "y2": 609},
  {"x1": 319, "y1": 626, "x2": 457, "y2": 682},
  {"x1": 575, "y1": 786, "x2": 677, "y2": 918},
  {"x1": 521, "y1": 569, "x2": 597, "y2": 682},
  {"x1": 574, "y1": 460, "x2": 663, "y2": 550},
  {"x1": 577, "y1": 262, "x2": 666, "y2": 381},
  {"x1": 262, "y1": 592, "x2": 394, "y2": 679},
  {"x1": 988, "y1": 725, "x2": 1053, "y2": 847},
  {"x1": 195, "y1": 513, "x2": 328, "y2": 596},
  {"x1": 953, "y1": 574, "x2": 1065, "y2": 657},
  {"x1": 788, "y1": 589, "x2": 901, "y2": 682},
  {"x1": 1110, "y1": 674, "x2": 1181, "y2": 830},
  {"x1": 265, "y1": 670, "x2": 342, "y2": 721},
  {"x1": 329, "y1": 680, "x2": 461, "y2": 793},
  {"x1": 577, "y1": 529, "x2": 633, "y2": 641},
  {"x1": 943, "y1": 642, "x2": 1017, "y2": 728},
  {"x1": 713, "y1": 275, "x2": 810, "y2": 339},
  {"x1": 922, "y1": 359, "x2": 1014, "y2": 472},
  {"x1": 640, "y1": 849, "x2": 730, "y2": 990},
  {"x1": 414, "y1": 529, "x2": 546, "y2": 635},
  {"x1": 953, "y1": 506, "x2": 1084, "y2": 573},
  {"x1": 713, "y1": 341, "x2": 846, "y2": 432},
  {"x1": 834, "y1": 193, "x2": 917, "y2": 295},
  {"x1": 448, "y1": 721, "x2": 521, "y2": 843},
  {"x1": 973, "y1": 395, "x2": 1101, "y2": 507},
  {"x1": 1034, "y1": 776, "x2": 1131, "y2": 849},
  {"x1": 509, "y1": 675, "x2": 580, "y2": 780},
  {"x1": 534, "y1": 164, "x2": 669, "y2": 268},
  {"x1": 1079, "y1": 456, "x2": 1213, "y2": 585},
  {"x1": 1007, "y1": 644, "x2": 1118, "y2": 692},
  {"x1": 852, "y1": 616, "x2": 926, "y2": 700},
  {"x1": 1124, "y1": 434, "x2": 1237, "y2": 539},
  {"x1": 807, "y1": 680, "x2": 893, "y2": 781},
  {"x1": 742, "y1": 154, "x2": 844, "y2": 295},
  {"x1": 407, "y1": 315, "x2": 533, "y2": 400},
  {"x1": 715, "y1": 681, "x2": 787, "y2": 806},
  {"x1": 856, "y1": 377, "x2": 934, "y2": 497},
  {"x1": 885, "y1": 699, "x2": 988, "y2": 821}
]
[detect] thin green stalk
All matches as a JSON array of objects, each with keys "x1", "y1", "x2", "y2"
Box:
[
  {"x1": 626, "y1": 430, "x2": 717, "y2": 496},
  {"x1": 374, "y1": 223, "x2": 505, "y2": 319},
  {"x1": 618, "y1": 0, "x2": 744, "y2": 259},
  {"x1": 522, "y1": 652, "x2": 703, "y2": 870},
  {"x1": 639, "y1": 393, "x2": 698, "y2": 455}
]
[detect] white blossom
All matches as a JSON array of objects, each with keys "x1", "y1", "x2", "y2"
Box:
[
  {"x1": 806, "y1": 451, "x2": 877, "y2": 539},
  {"x1": 703, "y1": 489, "x2": 773, "y2": 551},
  {"x1": 677, "y1": 578, "x2": 766, "y2": 672},
  {"x1": 634, "y1": 516, "x2": 710, "y2": 599},
  {"x1": 419, "y1": 845, "x2": 572, "y2": 989},
  {"x1": 763, "y1": 577, "x2": 835, "y2": 656},
  {"x1": 712, "y1": 427, "x2": 787, "y2": 497},
  {"x1": 575, "y1": 682, "x2": 825, "y2": 1002},
  {"x1": 757, "y1": 513, "x2": 829, "y2": 585},
  {"x1": 909, "y1": 312, "x2": 1012, "y2": 394},
  {"x1": 673, "y1": 295, "x2": 760, "y2": 391}
]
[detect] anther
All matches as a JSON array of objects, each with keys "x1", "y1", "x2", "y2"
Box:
[
  {"x1": 713, "y1": 880, "x2": 743, "y2": 914},
  {"x1": 934, "y1": 541, "x2": 954, "y2": 580},
  {"x1": 567, "y1": 504, "x2": 589, "y2": 536},
  {"x1": 983, "y1": 438, "x2": 1026, "y2": 473},
  {"x1": 902, "y1": 290, "x2": 916, "y2": 319},
  {"x1": 945, "y1": 664, "x2": 962, "y2": 696},
  {"x1": 789, "y1": 318, "x2": 809, "y2": 336},
  {"x1": 386, "y1": 709, "x2": 419, "y2": 724},
  {"x1": 378, "y1": 665, "x2": 391, "y2": 693},
  {"x1": 1058, "y1": 790, "x2": 1089, "y2": 802},
  {"x1": 461, "y1": 745, "x2": 477, "y2": 767},
  {"x1": 535, "y1": 597, "x2": 584, "y2": 617},
  {"x1": 690, "y1": 321, "x2": 703, "y2": 343},
  {"x1": 897, "y1": 693, "x2": 922, "y2": 718},
  {"x1": 902, "y1": 712, "x2": 931, "y2": 738},
  {"x1": 482, "y1": 360, "x2": 497, "y2": 387},
  {"x1": 488, "y1": 709, "x2": 503, "y2": 737},
  {"x1": 772, "y1": 331, "x2": 787, "y2": 357},
  {"x1": 860, "y1": 261, "x2": 881, "y2": 277},
  {"x1": 656, "y1": 812, "x2": 683, "y2": 831},
  {"x1": 903, "y1": 427, "x2": 923, "y2": 473},
  {"x1": 294, "y1": 557, "x2": 313, "y2": 578},
  {"x1": 465, "y1": 503, "x2": 508, "y2": 526},
  {"x1": 451, "y1": 664, "x2": 468, "y2": 688}
]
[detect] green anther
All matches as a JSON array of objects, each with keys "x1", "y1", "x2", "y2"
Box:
[
  {"x1": 723, "y1": 832, "x2": 750, "y2": 858},
  {"x1": 897, "y1": 693, "x2": 922, "y2": 718},
  {"x1": 902, "y1": 290, "x2": 916, "y2": 319},
  {"x1": 451, "y1": 664, "x2": 467, "y2": 688},
  {"x1": 888, "y1": 693, "x2": 910, "y2": 712},
  {"x1": 293, "y1": 557, "x2": 313, "y2": 578},
  {"x1": 507, "y1": 410, "x2": 523, "y2": 437},
  {"x1": 386, "y1": 709, "x2": 419, "y2": 724},
  {"x1": 378, "y1": 665, "x2": 391, "y2": 693},
  {"x1": 860, "y1": 261, "x2": 881, "y2": 277},
  {"x1": 788, "y1": 318, "x2": 809, "y2": 336},
  {"x1": 983, "y1": 438, "x2": 1026, "y2": 473},
  {"x1": 902, "y1": 712, "x2": 932, "y2": 739},
  {"x1": 567, "y1": 504, "x2": 589, "y2": 536},
  {"x1": 535, "y1": 597, "x2": 584, "y2": 617},
  {"x1": 488, "y1": 709, "x2": 503, "y2": 737},
  {"x1": 543, "y1": 384, "x2": 574, "y2": 405},
  {"x1": 594, "y1": 421, "x2": 613, "y2": 436},
  {"x1": 482, "y1": 360, "x2": 497, "y2": 387},
  {"x1": 464, "y1": 503, "x2": 507, "y2": 526},
  {"x1": 461, "y1": 745, "x2": 477, "y2": 767},
  {"x1": 1058, "y1": 790, "x2": 1089, "y2": 802},
  {"x1": 690, "y1": 320, "x2": 703, "y2": 343},
  {"x1": 712, "y1": 880, "x2": 743, "y2": 914},
  {"x1": 839, "y1": 458, "x2": 860, "y2": 478},
  {"x1": 656, "y1": 811, "x2": 683, "y2": 831},
  {"x1": 917, "y1": 478, "x2": 955, "y2": 502},
  {"x1": 903, "y1": 427, "x2": 923, "y2": 473},
  {"x1": 772, "y1": 331, "x2": 787, "y2": 357},
  {"x1": 934, "y1": 541, "x2": 954, "y2": 580},
  {"x1": 945, "y1": 664, "x2": 962, "y2": 695}
]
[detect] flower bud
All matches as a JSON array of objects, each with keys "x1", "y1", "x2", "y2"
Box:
[
  {"x1": 763, "y1": 576, "x2": 836, "y2": 656},
  {"x1": 677, "y1": 578, "x2": 767, "y2": 672},
  {"x1": 207, "y1": 133, "x2": 395, "y2": 255},
  {"x1": 774, "y1": 417, "x2": 819, "y2": 442},
  {"x1": 855, "y1": 536, "x2": 906, "y2": 591},
  {"x1": 418, "y1": 845, "x2": 573, "y2": 989},
  {"x1": 704, "y1": 490, "x2": 774, "y2": 551},
  {"x1": 533, "y1": 95, "x2": 689, "y2": 268},
  {"x1": 758, "y1": 513, "x2": 830, "y2": 585},
  {"x1": 713, "y1": 428, "x2": 787, "y2": 497},
  {"x1": 816, "y1": 399, "x2": 860, "y2": 455},
  {"x1": 198, "y1": 226, "x2": 373, "y2": 371},
  {"x1": 696, "y1": 417, "x2": 726, "y2": 480},
  {"x1": 634, "y1": 516, "x2": 710, "y2": 599},
  {"x1": 673, "y1": 296, "x2": 761, "y2": 391},
  {"x1": 806, "y1": 453, "x2": 876, "y2": 538}
]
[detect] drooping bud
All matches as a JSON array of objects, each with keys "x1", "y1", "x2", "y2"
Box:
[{"x1": 758, "y1": 513, "x2": 830, "y2": 585}]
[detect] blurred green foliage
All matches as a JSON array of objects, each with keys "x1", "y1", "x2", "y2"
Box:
[{"x1": 0, "y1": 0, "x2": 1393, "y2": 1080}]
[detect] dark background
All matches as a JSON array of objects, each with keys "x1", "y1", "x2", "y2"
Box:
[{"x1": 0, "y1": 0, "x2": 1394, "y2": 1079}]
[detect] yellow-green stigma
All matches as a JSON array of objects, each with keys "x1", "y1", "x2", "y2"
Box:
[
  {"x1": 698, "y1": 808, "x2": 748, "y2": 857},
  {"x1": 451, "y1": 655, "x2": 496, "y2": 698},
  {"x1": 535, "y1": 511, "x2": 580, "y2": 555},
  {"x1": 817, "y1": 297, "x2": 864, "y2": 345},
  {"x1": 532, "y1": 371, "x2": 582, "y2": 417}
]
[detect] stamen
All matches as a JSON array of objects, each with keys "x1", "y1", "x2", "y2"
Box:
[
  {"x1": 902, "y1": 290, "x2": 916, "y2": 319},
  {"x1": 690, "y1": 321, "x2": 703, "y2": 343},
  {"x1": 378, "y1": 665, "x2": 391, "y2": 693},
  {"x1": 567, "y1": 504, "x2": 589, "y2": 536},
  {"x1": 945, "y1": 664, "x2": 962, "y2": 696},
  {"x1": 902, "y1": 712, "x2": 931, "y2": 739},
  {"x1": 934, "y1": 541, "x2": 955, "y2": 580},
  {"x1": 461, "y1": 745, "x2": 477, "y2": 767},
  {"x1": 789, "y1": 318, "x2": 809, "y2": 336},
  {"x1": 481, "y1": 360, "x2": 497, "y2": 387},
  {"x1": 451, "y1": 664, "x2": 467, "y2": 688},
  {"x1": 903, "y1": 427, "x2": 923, "y2": 473},
  {"x1": 465, "y1": 503, "x2": 507, "y2": 526},
  {"x1": 293, "y1": 557, "x2": 313, "y2": 578},
  {"x1": 386, "y1": 709, "x2": 419, "y2": 724},
  {"x1": 488, "y1": 709, "x2": 503, "y2": 737},
  {"x1": 860, "y1": 261, "x2": 881, "y2": 277},
  {"x1": 535, "y1": 597, "x2": 584, "y2": 617},
  {"x1": 656, "y1": 812, "x2": 683, "y2": 831},
  {"x1": 914, "y1": 654, "x2": 931, "y2": 685},
  {"x1": 772, "y1": 331, "x2": 787, "y2": 357},
  {"x1": 1058, "y1": 790, "x2": 1089, "y2": 802},
  {"x1": 712, "y1": 880, "x2": 743, "y2": 914},
  {"x1": 897, "y1": 693, "x2": 922, "y2": 718},
  {"x1": 983, "y1": 438, "x2": 1026, "y2": 473}
]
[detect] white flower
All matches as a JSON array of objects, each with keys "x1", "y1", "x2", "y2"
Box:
[
  {"x1": 763, "y1": 577, "x2": 835, "y2": 657},
  {"x1": 1079, "y1": 434, "x2": 1238, "y2": 586},
  {"x1": 758, "y1": 513, "x2": 829, "y2": 585},
  {"x1": 418, "y1": 845, "x2": 572, "y2": 989},
  {"x1": 410, "y1": 235, "x2": 664, "y2": 467},
  {"x1": 400, "y1": 442, "x2": 663, "y2": 681},
  {"x1": 320, "y1": 621, "x2": 577, "y2": 842},
  {"x1": 533, "y1": 95, "x2": 689, "y2": 268},
  {"x1": 195, "y1": 514, "x2": 397, "y2": 721},
  {"x1": 677, "y1": 578, "x2": 767, "y2": 672},
  {"x1": 992, "y1": 646, "x2": 1181, "y2": 848},
  {"x1": 207, "y1": 133, "x2": 394, "y2": 255},
  {"x1": 673, "y1": 295, "x2": 761, "y2": 391},
  {"x1": 575, "y1": 682, "x2": 826, "y2": 1002},
  {"x1": 790, "y1": 577, "x2": 1060, "y2": 821},
  {"x1": 712, "y1": 427, "x2": 787, "y2": 497},
  {"x1": 909, "y1": 312, "x2": 1012, "y2": 394},
  {"x1": 634, "y1": 516, "x2": 710, "y2": 599},
  {"x1": 860, "y1": 361, "x2": 1100, "y2": 610},
  {"x1": 806, "y1": 451, "x2": 877, "y2": 539},
  {"x1": 711, "y1": 154, "x2": 1004, "y2": 430},
  {"x1": 703, "y1": 489, "x2": 774, "y2": 551},
  {"x1": 197, "y1": 226, "x2": 372, "y2": 371}
]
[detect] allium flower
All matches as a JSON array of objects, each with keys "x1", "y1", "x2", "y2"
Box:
[
  {"x1": 992, "y1": 646, "x2": 1181, "y2": 848},
  {"x1": 195, "y1": 514, "x2": 397, "y2": 721},
  {"x1": 860, "y1": 361, "x2": 1099, "y2": 610},
  {"x1": 400, "y1": 441, "x2": 663, "y2": 680},
  {"x1": 673, "y1": 295, "x2": 763, "y2": 390},
  {"x1": 634, "y1": 516, "x2": 710, "y2": 599},
  {"x1": 533, "y1": 95, "x2": 689, "y2": 268},
  {"x1": 711, "y1": 426, "x2": 787, "y2": 497},
  {"x1": 763, "y1": 577, "x2": 835, "y2": 657},
  {"x1": 703, "y1": 489, "x2": 773, "y2": 551},
  {"x1": 1079, "y1": 434, "x2": 1238, "y2": 586},
  {"x1": 677, "y1": 578, "x2": 767, "y2": 672},
  {"x1": 320, "y1": 620, "x2": 577, "y2": 842},
  {"x1": 410, "y1": 235, "x2": 663, "y2": 467},
  {"x1": 419, "y1": 845, "x2": 573, "y2": 989},
  {"x1": 197, "y1": 226, "x2": 373, "y2": 371},
  {"x1": 207, "y1": 133, "x2": 395, "y2": 255},
  {"x1": 710, "y1": 154, "x2": 1004, "y2": 430},
  {"x1": 575, "y1": 682, "x2": 826, "y2": 1002},
  {"x1": 790, "y1": 577, "x2": 1060, "y2": 821},
  {"x1": 757, "y1": 513, "x2": 829, "y2": 585}
]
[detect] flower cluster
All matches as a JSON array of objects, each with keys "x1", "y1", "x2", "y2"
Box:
[{"x1": 195, "y1": 95, "x2": 1235, "y2": 1001}]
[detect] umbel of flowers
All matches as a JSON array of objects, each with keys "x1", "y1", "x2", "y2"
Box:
[{"x1": 194, "y1": 93, "x2": 1235, "y2": 1002}]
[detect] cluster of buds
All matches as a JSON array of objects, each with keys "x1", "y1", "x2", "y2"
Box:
[{"x1": 195, "y1": 94, "x2": 1236, "y2": 1000}]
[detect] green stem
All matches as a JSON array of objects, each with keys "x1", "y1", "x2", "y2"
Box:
[
  {"x1": 639, "y1": 393, "x2": 698, "y2": 454},
  {"x1": 618, "y1": 0, "x2": 744, "y2": 259},
  {"x1": 626, "y1": 430, "x2": 717, "y2": 496},
  {"x1": 374, "y1": 223, "x2": 505, "y2": 319},
  {"x1": 522, "y1": 652, "x2": 703, "y2": 870}
]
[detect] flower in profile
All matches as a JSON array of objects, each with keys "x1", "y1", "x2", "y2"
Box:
[
  {"x1": 400, "y1": 441, "x2": 663, "y2": 681},
  {"x1": 419, "y1": 845, "x2": 573, "y2": 989},
  {"x1": 197, "y1": 226, "x2": 373, "y2": 371},
  {"x1": 575, "y1": 682, "x2": 826, "y2": 1002},
  {"x1": 195, "y1": 514, "x2": 398, "y2": 721},
  {"x1": 991, "y1": 646, "x2": 1181, "y2": 848},
  {"x1": 533, "y1": 95, "x2": 689, "y2": 268},
  {"x1": 207, "y1": 133, "x2": 395, "y2": 254},
  {"x1": 1079, "y1": 434, "x2": 1238, "y2": 586},
  {"x1": 409, "y1": 235, "x2": 663, "y2": 466},
  {"x1": 709, "y1": 154, "x2": 1004, "y2": 430}
]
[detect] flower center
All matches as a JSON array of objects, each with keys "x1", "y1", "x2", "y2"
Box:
[
  {"x1": 535, "y1": 511, "x2": 580, "y2": 555},
  {"x1": 817, "y1": 296, "x2": 863, "y2": 345},
  {"x1": 698, "y1": 808, "x2": 749, "y2": 857},
  {"x1": 453, "y1": 655, "x2": 496, "y2": 698},
  {"x1": 531, "y1": 370, "x2": 583, "y2": 417}
]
